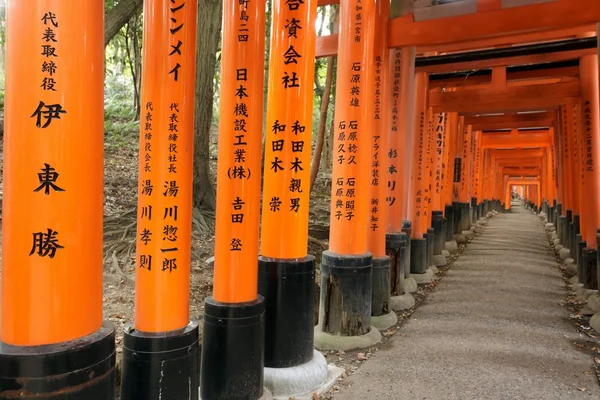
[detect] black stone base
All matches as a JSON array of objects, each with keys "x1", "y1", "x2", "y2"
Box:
[
  {"x1": 201, "y1": 297, "x2": 265, "y2": 400},
  {"x1": 444, "y1": 205, "x2": 454, "y2": 242},
  {"x1": 582, "y1": 248, "x2": 598, "y2": 290},
  {"x1": 577, "y1": 236, "x2": 586, "y2": 285},
  {"x1": 258, "y1": 256, "x2": 315, "y2": 368},
  {"x1": 121, "y1": 321, "x2": 199, "y2": 400},
  {"x1": 386, "y1": 232, "x2": 407, "y2": 296},
  {"x1": 318, "y1": 251, "x2": 373, "y2": 336},
  {"x1": 432, "y1": 211, "x2": 444, "y2": 255},
  {"x1": 0, "y1": 322, "x2": 116, "y2": 399},
  {"x1": 371, "y1": 256, "x2": 391, "y2": 317},
  {"x1": 410, "y1": 238, "x2": 427, "y2": 275}
]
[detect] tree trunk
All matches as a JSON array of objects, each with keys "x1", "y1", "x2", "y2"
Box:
[
  {"x1": 104, "y1": 0, "x2": 143, "y2": 47},
  {"x1": 310, "y1": 55, "x2": 335, "y2": 193},
  {"x1": 192, "y1": 0, "x2": 222, "y2": 210}
]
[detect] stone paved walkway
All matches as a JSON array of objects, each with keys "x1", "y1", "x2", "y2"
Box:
[{"x1": 332, "y1": 202, "x2": 600, "y2": 399}]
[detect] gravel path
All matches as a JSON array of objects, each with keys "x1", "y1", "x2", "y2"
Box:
[{"x1": 332, "y1": 202, "x2": 600, "y2": 399}]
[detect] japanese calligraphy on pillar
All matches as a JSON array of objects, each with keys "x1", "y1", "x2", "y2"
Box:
[
  {"x1": 433, "y1": 112, "x2": 446, "y2": 197},
  {"x1": 370, "y1": 53, "x2": 383, "y2": 233},
  {"x1": 386, "y1": 50, "x2": 401, "y2": 211},
  {"x1": 328, "y1": 0, "x2": 374, "y2": 255},
  {"x1": 134, "y1": 0, "x2": 197, "y2": 332},
  {"x1": 260, "y1": 0, "x2": 316, "y2": 258},
  {"x1": 28, "y1": 11, "x2": 67, "y2": 259},
  {"x1": 212, "y1": 0, "x2": 265, "y2": 303},
  {"x1": 583, "y1": 100, "x2": 594, "y2": 172},
  {"x1": 368, "y1": 0, "x2": 388, "y2": 256}
]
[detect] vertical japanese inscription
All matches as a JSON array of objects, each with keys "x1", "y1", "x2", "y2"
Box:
[
  {"x1": 29, "y1": 12, "x2": 66, "y2": 259},
  {"x1": 261, "y1": 0, "x2": 316, "y2": 260},
  {"x1": 328, "y1": 0, "x2": 374, "y2": 254},
  {"x1": 386, "y1": 50, "x2": 401, "y2": 211}
]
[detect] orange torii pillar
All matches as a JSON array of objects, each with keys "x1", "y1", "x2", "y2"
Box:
[
  {"x1": 385, "y1": 48, "x2": 418, "y2": 309},
  {"x1": 431, "y1": 111, "x2": 448, "y2": 267},
  {"x1": 366, "y1": 0, "x2": 402, "y2": 328},
  {"x1": 200, "y1": 0, "x2": 267, "y2": 398},
  {"x1": 315, "y1": 0, "x2": 382, "y2": 350},
  {"x1": 577, "y1": 52, "x2": 600, "y2": 293},
  {"x1": 0, "y1": 3, "x2": 116, "y2": 398},
  {"x1": 472, "y1": 130, "x2": 485, "y2": 217},
  {"x1": 442, "y1": 112, "x2": 459, "y2": 252},
  {"x1": 553, "y1": 116, "x2": 564, "y2": 226},
  {"x1": 458, "y1": 123, "x2": 474, "y2": 231},
  {"x1": 407, "y1": 72, "x2": 435, "y2": 283},
  {"x1": 121, "y1": 1, "x2": 199, "y2": 398},
  {"x1": 565, "y1": 108, "x2": 581, "y2": 263},
  {"x1": 556, "y1": 107, "x2": 572, "y2": 254},
  {"x1": 422, "y1": 107, "x2": 438, "y2": 273},
  {"x1": 256, "y1": 0, "x2": 328, "y2": 396}
]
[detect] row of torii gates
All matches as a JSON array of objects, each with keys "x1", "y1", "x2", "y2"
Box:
[{"x1": 1, "y1": 0, "x2": 600, "y2": 399}]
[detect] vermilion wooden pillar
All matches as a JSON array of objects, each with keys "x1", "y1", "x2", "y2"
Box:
[
  {"x1": 257, "y1": 0, "x2": 323, "y2": 394},
  {"x1": 578, "y1": 52, "x2": 600, "y2": 289},
  {"x1": 200, "y1": 0, "x2": 267, "y2": 397},
  {"x1": 316, "y1": 0, "x2": 382, "y2": 349},
  {"x1": 122, "y1": 1, "x2": 200, "y2": 398},
  {"x1": 0, "y1": 2, "x2": 115, "y2": 397}
]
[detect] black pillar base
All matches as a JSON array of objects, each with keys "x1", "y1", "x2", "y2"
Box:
[
  {"x1": 582, "y1": 248, "x2": 598, "y2": 290},
  {"x1": 402, "y1": 220, "x2": 412, "y2": 277},
  {"x1": 432, "y1": 211, "x2": 444, "y2": 255},
  {"x1": 200, "y1": 297, "x2": 265, "y2": 400},
  {"x1": 453, "y1": 202, "x2": 462, "y2": 234},
  {"x1": 426, "y1": 228, "x2": 434, "y2": 267},
  {"x1": 371, "y1": 256, "x2": 391, "y2": 317},
  {"x1": 577, "y1": 236, "x2": 586, "y2": 284},
  {"x1": 410, "y1": 238, "x2": 427, "y2": 275},
  {"x1": 565, "y1": 210, "x2": 573, "y2": 248},
  {"x1": 554, "y1": 203, "x2": 562, "y2": 228},
  {"x1": 318, "y1": 251, "x2": 373, "y2": 336},
  {"x1": 557, "y1": 216, "x2": 566, "y2": 246},
  {"x1": 386, "y1": 232, "x2": 408, "y2": 296},
  {"x1": 597, "y1": 230, "x2": 600, "y2": 290},
  {"x1": 444, "y1": 205, "x2": 454, "y2": 242},
  {"x1": 0, "y1": 322, "x2": 115, "y2": 399},
  {"x1": 572, "y1": 215, "x2": 581, "y2": 265},
  {"x1": 258, "y1": 256, "x2": 315, "y2": 368},
  {"x1": 121, "y1": 321, "x2": 199, "y2": 400},
  {"x1": 461, "y1": 203, "x2": 470, "y2": 232}
]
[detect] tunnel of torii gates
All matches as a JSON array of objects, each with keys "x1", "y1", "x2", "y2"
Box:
[{"x1": 1, "y1": 0, "x2": 600, "y2": 399}]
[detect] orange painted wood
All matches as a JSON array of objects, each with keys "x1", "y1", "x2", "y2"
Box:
[
  {"x1": 213, "y1": 0, "x2": 266, "y2": 303},
  {"x1": 465, "y1": 112, "x2": 556, "y2": 131},
  {"x1": 387, "y1": 0, "x2": 600, "y2": 48},
  {"x1": 429, "y1": 81, "x2": 581, "y2": 113},
  {"x1": 415, "y1": 48, "x2": 595, "y2": 74},
  {"x1": 1, "y1": 1, "x2": 104, "y2": 345}
]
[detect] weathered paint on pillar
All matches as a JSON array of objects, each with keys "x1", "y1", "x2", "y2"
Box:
[
  {"x1": 260, "y1": 0, "x2": 317, "y2": 258},
  {"x1": 213, "y1": 0, "x2": 266, "y2": 302},
  {"x1": 328, "y1": 0, "x2": 375, "y2": 255},
  {"x1": 1, "y1": 1, "x2": 104, "y2": 346},
  {"x1": 368, "y1": 0, "x2": 389, "y2": 257},
  {"x1": 408, "y1": 72, "x2": 429, "y2": 237},
  {"x1": 134, "y1": 0, "x2": 197, "y2": 333},
  {"x1": 579, "y1": 54, "x2": 600, "y2": 243}
]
